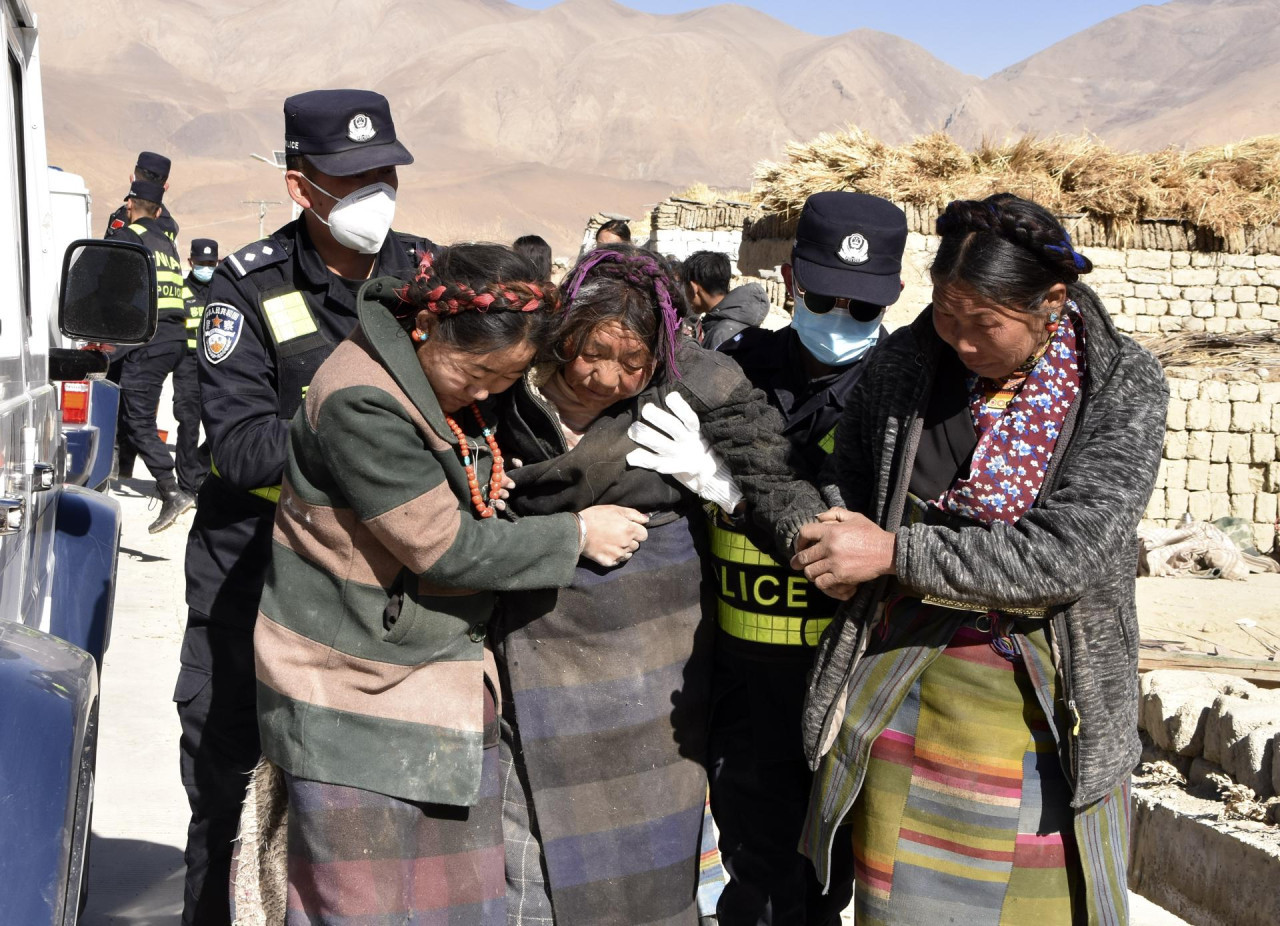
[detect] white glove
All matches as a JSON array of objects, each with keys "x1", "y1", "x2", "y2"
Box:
[{"x1": 626, "y1": 392, "x2": 743, "y2": 511}]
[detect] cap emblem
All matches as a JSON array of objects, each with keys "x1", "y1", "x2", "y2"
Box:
[
  {"x1": 837, "y1": 233, "x2": 869, "y2": 266},
  {"x1": 347, "y1": 114, "x2": 377, "y2": 143},
  {"x1": 202, "y1": 246, "x2": 212, "y2": 255}
]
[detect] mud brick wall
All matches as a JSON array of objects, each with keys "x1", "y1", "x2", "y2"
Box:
[
  {"x1": 645, "y1": 199, "x2": 757, "y2": 272},
  {"x1": 1087, "y1": 250, "x2": 1280, "y2": 335},
  {"x1": 1152, "y1": 374, "x2": 1280, "y2": 552}
]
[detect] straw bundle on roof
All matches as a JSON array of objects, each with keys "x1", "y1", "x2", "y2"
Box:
[
  {"x1": 753, "y1": 128, "x2": 1280, "y2": 240},
  {"x1": 1135, "y1": 329, "x2": 1280, "y2": 372}
]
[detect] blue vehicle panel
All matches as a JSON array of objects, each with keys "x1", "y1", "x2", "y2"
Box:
[
  {"x1": 0, "y1": 622, "x2": 98, "y2": 926},
  {"x1": 49, "y1": 485, "x2": 122, "y2": 667}
]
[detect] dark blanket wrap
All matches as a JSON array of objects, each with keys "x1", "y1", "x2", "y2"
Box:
[
  {"x1": 499, "y1": 516, "x2": 714, "y2": 926},
  {"x1": 493, "y1": 345, "x2": 805, "y2": 925}
]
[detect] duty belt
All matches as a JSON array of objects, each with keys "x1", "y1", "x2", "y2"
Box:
[{"x1": 209, "y1": 459, "x2": 281, "y2": 504}]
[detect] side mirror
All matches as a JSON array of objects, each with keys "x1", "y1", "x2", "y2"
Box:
[{"x1": 58, "y1": 239, "x2": 158, "y2": 345}]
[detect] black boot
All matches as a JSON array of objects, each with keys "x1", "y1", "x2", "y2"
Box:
[{"x1": 149, "y1": 477, "x2": 195, "y2": 534}]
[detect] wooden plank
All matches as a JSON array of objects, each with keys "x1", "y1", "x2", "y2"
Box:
[{"x1": 1139, "y1": 649, "x2": 1280, "y2": 686}]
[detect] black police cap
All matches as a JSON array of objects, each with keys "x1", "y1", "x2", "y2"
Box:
[
  {"x1": 792, "y1": 192, "x2": 907, "y2": 307},
  {"x1": 126, "y1": 179, "x2": 165, "y2": 205},
  {"x1": 190, "y1": 238, "x2": 219, "y2": 260},
  {"x1": 284, "y1": 89, "x2": 413, "y2": 177},
  {"x1": 135, "y1": 151, "x2": 171, "y2": 180}
]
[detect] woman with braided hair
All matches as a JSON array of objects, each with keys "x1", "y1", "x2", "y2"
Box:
[
  {"x1": 493, "y1": 243, "x2": 827, "y2": 925},
  {"x1": 790, "y1": 193, "x2": 1168, "y2": 924},
  {"x1": 250, "y1": 244, "x2": 652, "y2": 924}
]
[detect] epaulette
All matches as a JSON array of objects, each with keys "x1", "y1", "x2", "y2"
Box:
[
  {"x1": 225, "y1": 238, "x2": 290, "y2": 278},
  {"x1": 392, "y1": 230, "x2": 436, "y2": 262}
]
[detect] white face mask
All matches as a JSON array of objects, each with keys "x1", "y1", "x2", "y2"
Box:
[
  {"x1": 191, "y1": 265, "x2": 215, "y2": 283},
  {"x1": 305, "y1": 176, "x2": 397, "y2": 254},
  {"x1": 790, "y1": 283, "x2": 884, "y2": 366}
]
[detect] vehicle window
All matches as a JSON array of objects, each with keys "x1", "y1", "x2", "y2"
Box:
[{"x1": 7, "y1": 47, "x2": 29, "y2": 324}]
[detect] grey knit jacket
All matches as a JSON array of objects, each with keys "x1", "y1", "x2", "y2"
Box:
[{"x1": 804, "y1": 283, "x2": 1169, "y2": 807}]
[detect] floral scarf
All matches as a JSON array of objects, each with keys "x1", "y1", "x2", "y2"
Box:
[{"x1": 933, "y1": 302, "x2": 1083, "y2": 525}]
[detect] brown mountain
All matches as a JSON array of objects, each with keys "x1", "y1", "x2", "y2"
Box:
[
  {"x1": 37, "y1": 0, "x2": 1280, "y2": 258},
  {"x1": 36, "y1": 0, "x2": 973, "y2": 254},
  {"x1": 943, "y1": 0, "x2": 1280, "y2": 149}
]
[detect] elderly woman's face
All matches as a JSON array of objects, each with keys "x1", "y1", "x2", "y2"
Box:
[
  {"x1": 556, "y1": 321, "x2": 656, "y2": 419},
  {"x1": 931, "y1": 281, "x2": 1064, "y2": 380}
]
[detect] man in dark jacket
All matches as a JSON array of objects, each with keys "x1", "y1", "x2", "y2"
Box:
[
  {"x1": 176, "y1": 89, "x2": 435, "y2": 926},
  {"x1": 709, "y1": 192, "x2": 908, "y2": 925},
  {"x1": 684, "y1": 249, "x2": 770, "y2": 350}
]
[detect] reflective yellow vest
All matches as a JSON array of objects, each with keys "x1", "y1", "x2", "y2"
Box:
[
  {"x1": 181, "y1": 282, "x2": 205, "y2": 350},
  {"x1": 708, "y1": 424, "x2": 838, "y2": 646},
  {"x1": 128, "y1": 222, "x2": 184, "y2": 315}
]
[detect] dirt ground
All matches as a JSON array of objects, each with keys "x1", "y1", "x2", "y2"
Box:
[{"x1": 1138, "y1": 573, "x2": 1280, "y2": 664}]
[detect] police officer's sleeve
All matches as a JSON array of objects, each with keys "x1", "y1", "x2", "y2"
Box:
[
  {"x1": 103, "y1": 203, "x2": 129, "y2": 239},
  {"x1": 197, "y1": 268, "x2": 291, "y2": 490}
]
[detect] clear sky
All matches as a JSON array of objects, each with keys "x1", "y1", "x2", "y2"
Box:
[{"x1": 509, "y1": 0, "x2": 1165, "y2": 78}]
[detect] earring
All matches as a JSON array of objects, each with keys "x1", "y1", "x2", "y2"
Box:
[
  {"x1": 411, "y1": 328, "x2": 429, "y2": 343},
  {"x1": 1046, "y1": 312, "x2": 1060, "y2": 334}
]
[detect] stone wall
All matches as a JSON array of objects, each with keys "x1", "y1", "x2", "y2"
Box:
[
  {"x1": 1084, "y1": 250, "x2": 1280, "y2": 335},
  {"x1": 645, "y1": 199, "x2": 756, "y2": 271},
  {"x1": 1153, "y1": 374, "x2": 1279, "y2": 552}
]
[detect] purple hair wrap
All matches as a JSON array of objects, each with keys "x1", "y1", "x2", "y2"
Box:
[{"x1": 563, "y1": 248, "x2": 682, "y2": 379}]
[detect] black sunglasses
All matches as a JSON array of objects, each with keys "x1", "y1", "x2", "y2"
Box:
[{"x1": 799, "y1": 288, "x2": 885, "y2": 322}]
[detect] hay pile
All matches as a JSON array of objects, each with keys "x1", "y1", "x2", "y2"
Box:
[
  {"x1": 673, "y1": 182, "x2": 755, "y2": 205},
  {"x1": 753, "y1": 128, "x2": 1280, "y2": 238},
  {"x1": 1135, "y1": 329, "x2": 1280, "y2": 371}
]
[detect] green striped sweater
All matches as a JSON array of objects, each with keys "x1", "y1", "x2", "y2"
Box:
[{"x1": 255, "y1": 278, "x2": 579, "y2": 806}]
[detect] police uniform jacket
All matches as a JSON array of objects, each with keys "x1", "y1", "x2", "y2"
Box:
[
  {"x1": 182, "y1": 273, "x2": 211, "y2": 352},
  {"x1": 184, "y1": 219, "x2": 435, "y2": 628},
  {"x1": 114, "y1": 217, "x2": 187, "y2": 346},
  {"x1": 710, "y1": 324, "x2": 879, "y2": 658},
  {"x1": 720, "y1": 324, "x2": 880, "y2": 481},
  {"x1": 105, "y1": 201, "x2": 178, "y2": 240}
]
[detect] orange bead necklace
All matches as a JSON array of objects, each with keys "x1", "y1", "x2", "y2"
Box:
[{"x1": 444, "y1": 402, "x2": 504, "y2": 519}]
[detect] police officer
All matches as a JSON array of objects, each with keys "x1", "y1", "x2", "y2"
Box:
[
  {"x1": 168, "y1": 238, "x2": 218, "y2": 507},
  {"x1": 177, "y1": 89, "x2": 434, "y2": 926},
  {"x1": 105, "y1": 152, "x2": 177, "y2": 480},
  {"x1": 104, "y1": 150, "x2": 179, "y2": 241},
  {"x1": 113, "y1": 179, "x2": 196, "y2": 533},
  {"x1": 710, "y1": 192, "x2": 908, "y2": 925}
]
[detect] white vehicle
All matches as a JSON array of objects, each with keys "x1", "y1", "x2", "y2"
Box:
[{"x1": 0, "y1": 1, "x2": 156, "y2": 922}]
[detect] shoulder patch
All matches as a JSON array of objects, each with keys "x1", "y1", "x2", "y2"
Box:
[
  {"x1": 226, "y1": 239, "x2": 288, "y2": 278},
  {"x1": 203, "y1": 303, "x2": 245, "y2": 364}
]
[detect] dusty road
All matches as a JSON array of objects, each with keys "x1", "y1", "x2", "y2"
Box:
[{"x1": 81, "y1": 475, "x2": 1201, "y2": 925}]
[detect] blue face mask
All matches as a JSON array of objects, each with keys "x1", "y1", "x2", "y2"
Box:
[
  {"x1": 192, "y1": 265, "x2": 215, "y2": 283},
  {"x1": 790, "y1": 285, "x2": 884, "y2": 366}
]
